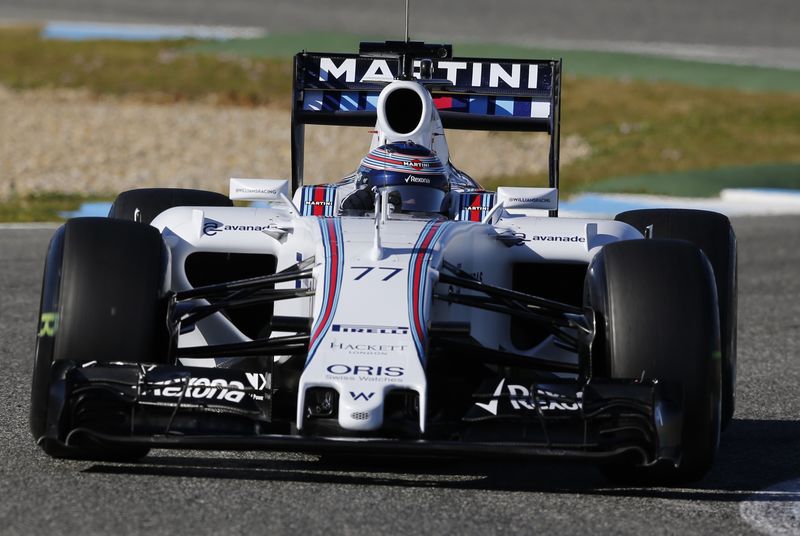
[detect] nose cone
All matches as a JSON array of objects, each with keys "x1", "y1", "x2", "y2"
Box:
[{"x1": 338, "y1": 389, "x2": 384, "y2": 431}]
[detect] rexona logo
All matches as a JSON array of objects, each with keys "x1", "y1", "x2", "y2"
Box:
[
  {"x1": 203, "y1": 220, "x2": 271, "y2": 236},
  {"x1": 404, "y1": 175, "x2": 431, "y2": 184},
  {"x1": 326, "y1": 364, "x2": 405, "y2": 377},
  {"x1": 150, "y1": 378, "x2": 246, "y2": 403},
  {"x1": 246, "y1": 373, "x2": 269, "y2": 390},
  {"x1": 529, "y1": 235, "x2": 586, "y2": 243},
  {"x1": 246, "y1": 372, "x2": 269, "y2": 401},
  {"x1": 332, "y1": 324, "x2": 409, "y2": 335},
  {"x1": 475, "y1": 379, "x2": 582, "y2": 415}
]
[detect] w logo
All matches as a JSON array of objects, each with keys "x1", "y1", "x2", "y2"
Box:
[{"x1": 349, "y1": 391, "x2": 375, "y2": 402}]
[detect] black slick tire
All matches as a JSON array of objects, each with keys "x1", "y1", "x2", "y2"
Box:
[
  {"x1": 30, "y1": 217, "x2": 173, "y2": 460},
  {"x1": 585, "y1": 239, "x2": 722, "y2": 484},
  {"x1": 108, "y1": 187, "x2": 232, "y2": 225},
  {"x1": 615, "y1": 208, "x2": 737, "y2": 429}
]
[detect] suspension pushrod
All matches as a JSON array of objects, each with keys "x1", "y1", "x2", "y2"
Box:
[
  {"x1": 435, "y1": 292, "x2": 573, "y2": 328},
  {"x1": 176, "y1": 269, "x2": 313, "y2": 301},
  {"x1": 438, "y1": 272, "x2": 584, "y2": 315},
  {"x1": 435, "y1": 292, "x2": 580, "y2": 349},
  {"x1": 179, "y1": 289, "x2": 314, "y2": 326},
  {"x1": 176, "y1": 334, "x2": 310, "y2": 359}
]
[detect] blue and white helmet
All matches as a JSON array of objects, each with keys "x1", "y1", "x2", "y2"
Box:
[{"x1": 356, "y1": 142, "x2": 449, "y2": 213}]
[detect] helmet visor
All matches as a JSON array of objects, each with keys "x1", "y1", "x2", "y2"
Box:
[{"x1": 381, "y1": 185, "x2": 447, "y2": 214}]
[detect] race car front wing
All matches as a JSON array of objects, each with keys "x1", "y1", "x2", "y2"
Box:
[{"x1": 38, "y1": 360, "x2": 685, "y2": 467}]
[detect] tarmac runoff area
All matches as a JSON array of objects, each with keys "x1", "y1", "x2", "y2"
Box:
[{"x1": 2, "y1": 215, "x2": 800, "y2": 535}]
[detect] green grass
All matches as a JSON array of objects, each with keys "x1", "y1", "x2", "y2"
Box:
[
  {"x1": 1, "y1": 26, "x2": 800, "y2": 219},
  {"x1": 481, "y1": 77, "x2": 800, "y2": 195},
  {"x1": 0, "y1": 193, "x2": 112, "y2": 223},
  {"x1": 9, "y1": 26, "x2": 794, "y2": 96},
  {"x1": 0, "y1": 26, "x2": 292, "y2": 105},
  {"x1": 583, "y1": 163, "x2": 800, "y2": 197},
  {"x1": 457, "y1": 44, "x2": 800, "y2": 93},
  {"x1": 193, "y1": 32, "x2": 800, "y2": 93}
]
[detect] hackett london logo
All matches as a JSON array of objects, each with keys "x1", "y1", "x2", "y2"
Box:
[{"x1": 329, "y1": 341, "x2": 408, "y2": 354}]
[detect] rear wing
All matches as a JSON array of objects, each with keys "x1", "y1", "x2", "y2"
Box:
[{"x1": 291, "y1": 42, "x2": 562, "y2": 200}]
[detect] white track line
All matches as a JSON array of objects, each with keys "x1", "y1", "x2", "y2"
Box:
[
  {"x1": 741, "y1": 479, "x2": 800, "y2": 535},
  {"x1": 560, "y1": 189, "x2": 800, "y2": 218},
  {"x1": 514, "y1": 38, "x2": 800, "y2": 70},
  {"x1": 41, "y1": 21, "x2": 267, "y2": 41}
]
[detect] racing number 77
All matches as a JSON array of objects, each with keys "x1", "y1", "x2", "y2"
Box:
[{"x1": 351, "y1": 266, "x2": 404, "y2": 281}]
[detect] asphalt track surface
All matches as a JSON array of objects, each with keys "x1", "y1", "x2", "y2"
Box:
[
  {"x1": 1, "y1": 216, "x2": 799, "y2": 535},
  {"x1": 1, "y1": 0, "x2": 798, "y2": 50}
]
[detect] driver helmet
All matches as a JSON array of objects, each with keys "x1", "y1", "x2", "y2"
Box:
[{"x1": 355, "y1": 141, "x2": 449, "y2": 214}]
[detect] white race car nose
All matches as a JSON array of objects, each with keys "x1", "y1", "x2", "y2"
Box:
[{"x1": 338, "y1": 389, "x2": 385, "y2": 431}]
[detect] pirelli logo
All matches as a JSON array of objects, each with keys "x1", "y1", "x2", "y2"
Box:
[{"x1": 332, "y1": 324, "x2": 409, "y2": 335}]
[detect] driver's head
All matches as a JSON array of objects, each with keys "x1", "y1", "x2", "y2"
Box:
[{"x1": 355, "y1": 142, "x2": 449, "y2": 214}]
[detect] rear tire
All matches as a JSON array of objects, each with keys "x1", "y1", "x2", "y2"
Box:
[
  {"x1": 108, "y1": 187, "x2": 232, "y2": 225},
  {"x1": 615, "y1": 208, "x2": 737, "y2": 429},
  {"x1": 31, "y1": 217, "x2": 173, "y2": 460},
  {"x1": 584, "y1": 239, "x2": 721, "y2": 484}
]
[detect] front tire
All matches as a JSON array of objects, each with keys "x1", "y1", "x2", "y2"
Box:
[
  {"x1": 615, "y1": 208, "x2": 737, "y2": 429},
  {"x1": 584, "y1": 239, "x2": 721, "y2": 484},
  {"x1": 31, "y1": 217, "x2": 173, "y2": 460}
]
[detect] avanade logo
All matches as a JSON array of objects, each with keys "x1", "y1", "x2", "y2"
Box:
[
  {"x1": 528, "y1": 235, "x2": 586, "y2": 243},
  {"x1": 203, "y1": 219, "x2": 271, "y2": 236}
]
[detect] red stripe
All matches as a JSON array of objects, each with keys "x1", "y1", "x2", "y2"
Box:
[
  {"x1": 312, "y1": 187, "x2": 325, "y2": 216},
  {"x1": 371, "y1": 151, "x2": 439, "y2": 162},
  {"x1": 468, "y1": 195, "x2": 483, "y2": 222},
  {"x1": 411, "y1": 223, "x2": 440, "y2": 341},
  {"x1": 366, "y1": 154, "x2": 443, "y2": 172},
  {"x1": 311, "y1": 219, "x2": 339, "y2": 343},
  {"x1": 433, "y1": 96, "x2": 452, "y2": 109},
  {"x1": 369, "y1": 155, "x2": 405, "y2": 164}
]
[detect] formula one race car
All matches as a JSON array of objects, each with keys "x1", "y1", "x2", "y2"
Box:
[{"x1": 30, "y1": 39, "x2": 737, "y2": 484}]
